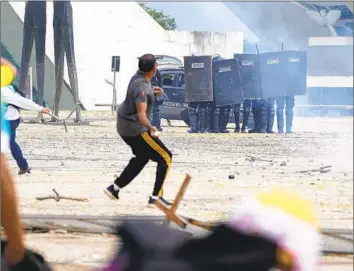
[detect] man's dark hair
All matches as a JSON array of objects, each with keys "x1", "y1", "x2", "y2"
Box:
[{"x1": 138, "y1": 54, "x2": 156, "y2": 73}]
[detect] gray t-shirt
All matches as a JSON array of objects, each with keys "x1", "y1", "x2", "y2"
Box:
[{"x1": 117, "y1": 71, "x2": 155, "y2": 137}]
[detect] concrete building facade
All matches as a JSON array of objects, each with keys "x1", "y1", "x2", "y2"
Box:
[{"x1": 1, "y1": 2, "x2": 243, "y2": 110}]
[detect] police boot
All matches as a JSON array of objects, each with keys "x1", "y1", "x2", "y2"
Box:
[
  {"x1": 276, "y1": 108, "x2": 284, "y2": 134},
  {"x1": 248, "y1": 110, "x2": 260, "y2": 133},
  {"x1": 187, "y1": 107, "x2": 198, "y2": 133},
  {"x1": 210, "y1": 107, "x2": 220, "y2": 133},
  {"x1": 241, "y1": 108, "x2": 250, "y2": 133},
  {"x1": 220, "y1": 107, "x2": 230, "y2": 133},
  {"x1": 258, "y1": 100, "x2": 267, "y2": 133},
  {"x1": 266, "y1": 110, "x2": 275, "y2": 134},
  {"x1": 199, "y1": 107, "x2": 207, "y2": 133},
  {"x1": 248, "y1": 112, "x2": 260, "y2": 133},
  {"x1": 206, "y1": 106, "x2": 212, "y2": 132},
  {"x1": 233, "y1": 105, "x2": 241, "y2": 133},
  {"x1": 286, "y1": 108, "x2": 294, "y2": 134}
]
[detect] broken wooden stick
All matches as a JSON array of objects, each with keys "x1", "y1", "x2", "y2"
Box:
[
  {"x1": 166, "y1": 119, "x2": 173, "y2": 127},
  {"x1": 163, "y1": 174, "x2": 192, "y2": 227},
  {"x1": 154, "y1": 200, "x2": 188, "y2": 228},
  {"x1": 299, "y1": 165, "x2": 332, "y2": 174},
  {"x1": 36, "y1": 189, "x2": 88, "y2": 202},
  {"x1": 154, "y1": 174, "x2": 219, "y2": 231},
  {"x1": 154, "y1": 174, "x2": 191, "y2": 228},
  {"x1": 47, "y1": 113, "x2": 68, "y2": 133},
  {"x1": 245, "y1": 155, "x2": 273, "y2": 163}
]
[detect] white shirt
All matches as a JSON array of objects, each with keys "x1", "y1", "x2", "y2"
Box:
[{"x1": 1, "y1": 86, "x2": 43, "y2": 120}]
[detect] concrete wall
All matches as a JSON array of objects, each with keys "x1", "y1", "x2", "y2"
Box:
[
  {"x1": 4, "y1": 2, "x2": 243, "y2": 110},
  {"x1": 164, "y1": 31, "x2": 242, "y2": 61},
  {"x1": 1, "y1": 1, "x2": 75, "y2": 110}
]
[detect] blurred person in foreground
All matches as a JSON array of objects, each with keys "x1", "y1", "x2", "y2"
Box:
[
  {"x1": 102, "y1": 189, "x2": 321, "y2": 271},
  {"x1": 1, "y1": 58, "x2": 51, "y2": 271},
  {"x1": 104, "y1": 54, "x2": 173, "y2": 207}
]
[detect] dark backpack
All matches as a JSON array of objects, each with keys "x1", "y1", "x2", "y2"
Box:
[{"x1": 103, "y1": 221, "x2": 278, "y2": 271}]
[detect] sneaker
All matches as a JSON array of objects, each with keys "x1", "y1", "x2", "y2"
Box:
[
  {"x1": 148, "y1": 196, "x2": 172, "y2": 207},
  {"x1": 241, "y1": 129, "x2": 247, "y2": 133},
  {"x1": 104, "y1": 184, "x2": 119, "y2": 200},
  {"x1": 18, "y1": 167, "x2": 31, "y2": 176}
]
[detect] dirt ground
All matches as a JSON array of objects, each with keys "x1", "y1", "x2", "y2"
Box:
[{"x1": 7, "y1": 111, "x2": 353, "y2": 270}]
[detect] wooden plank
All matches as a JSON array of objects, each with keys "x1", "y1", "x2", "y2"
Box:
[{"x1": 163, "y1": 174, "x2": 191, "y2": 226}]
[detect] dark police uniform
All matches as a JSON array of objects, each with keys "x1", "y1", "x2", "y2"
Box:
[
  {"x1": 151, "y1": 69, "x2": 163, "y2": 131},
  {"x1": 233, "y1": 99, "x2": 252, "y2": 133},
  {"x1": 275, "y1": 95, "x2": 295, "y2": 133}
]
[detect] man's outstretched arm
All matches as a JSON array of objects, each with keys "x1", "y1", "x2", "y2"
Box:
[{"x1": 2, "y1": 86, "x2": 50, "y2": 114}]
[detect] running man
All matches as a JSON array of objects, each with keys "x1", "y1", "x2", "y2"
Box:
[{"x1": 105, "y1": 54, "x2": 173, "y2": 206}]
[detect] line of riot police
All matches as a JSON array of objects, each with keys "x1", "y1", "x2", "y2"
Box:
[{"x1": 182, "y1": 50, "x2": 307, "y2": 134}]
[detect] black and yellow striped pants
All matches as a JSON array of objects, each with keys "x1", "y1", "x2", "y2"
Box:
[{"x1": 114, "y1": 131, "x2": 172, "y2": 197}]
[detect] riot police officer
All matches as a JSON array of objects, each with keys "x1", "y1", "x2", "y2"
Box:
[
  {"x1": 276, "y1": 95, "x2": 295, "y2": 133},
  {"x1": 233, "y1": 99, "x2": 252, "y2": 133},
  {"x1": 151, "y1": 68, "x2": 163, "y2": 131},
  {"x1": 207, "y1": 55, "x2": 230, "y2": 133}
]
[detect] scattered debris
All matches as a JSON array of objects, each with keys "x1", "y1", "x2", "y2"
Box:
[
  {"x1": 245, "y1": 155, "x2": 273, "y2": 163},
  {"x1": 50, "y1": 229, "x2": 68, "y2": 234},
  {"x1": 280, "y1": 161, "x2": 287, "y2": 166},
  {"x1": 36, "y1": 189, "x2": 89, "y2": 202},
  {"x1": 228, "y1": 175, "x2": 235, "y2": 180}
]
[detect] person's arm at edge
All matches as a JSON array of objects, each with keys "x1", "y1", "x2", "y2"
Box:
[
  {"x1": 1, "y1": 153, "x2": 25, "y2": 265},
  {"x1": 2, "y1": 87, "x2": 48, "y2": 113}
]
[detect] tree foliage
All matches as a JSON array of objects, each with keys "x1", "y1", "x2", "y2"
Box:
[{"x1": 139, "y1": 3, "x2": 177, "y2": 30}]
